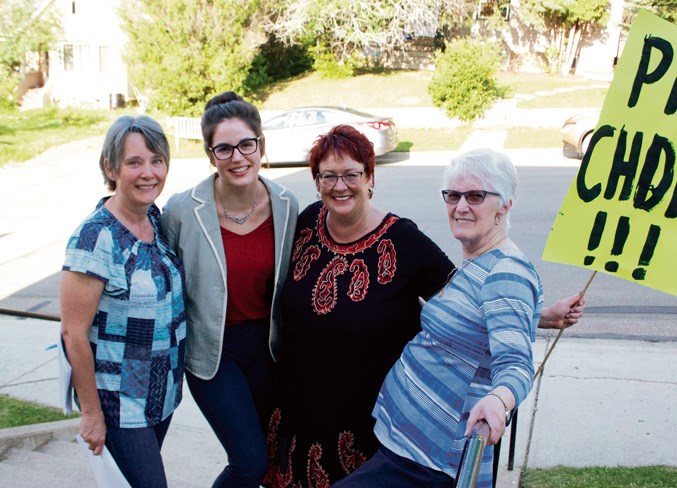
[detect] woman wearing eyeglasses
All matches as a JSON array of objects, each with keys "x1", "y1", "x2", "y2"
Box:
[
  {"x1": 264, "y1": 128, "x2": 583, "y2": 488},
  {"x1": 160, "y1": 91, "x2": 298, "y2": 488},
  {"x1": 334, "y1": 148, "x2": 542, "y2": 488}
]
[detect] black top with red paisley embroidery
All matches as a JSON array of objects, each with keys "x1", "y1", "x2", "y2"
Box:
[{"x1": 265, "y1": 201, "x2": 454, "y2": 488}]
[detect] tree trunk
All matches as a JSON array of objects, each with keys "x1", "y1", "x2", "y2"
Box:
[{"x1": 561, "y1": 23, "x2": 582, "y2": 76}]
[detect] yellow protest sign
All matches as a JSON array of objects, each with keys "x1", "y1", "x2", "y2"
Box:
[{"x1": 543, "y1": 10, "x2": 677, "y2": 296}]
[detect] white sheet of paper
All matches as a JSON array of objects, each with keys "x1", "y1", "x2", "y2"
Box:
[
  {"x1": 75, "y1": 434, "x2": 131, "y2": 488},
  {"x1": 57, "y1": 336, "x2": 73, "y2": 415}
]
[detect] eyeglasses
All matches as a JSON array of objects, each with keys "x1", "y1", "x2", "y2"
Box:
[
  {"x1": 316, "y1": 171, "x2": 365, "y2": 188},
  {"x1": 208, "y1": 137, "x2": 261, "y2": 160},
  {"x1": 441, "y1": 190, "x2": 500, "y2": 205}
]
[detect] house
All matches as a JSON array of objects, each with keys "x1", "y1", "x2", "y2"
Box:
[
  {"x1": 472, "y1": 0, "x2": 624, "y2": 79},
  {"x1": 21, "y1": 0, "x2": 625, "y2": 110},
  {"x1": 21, "y1": 0, "x2": 130, "y2": 110}
]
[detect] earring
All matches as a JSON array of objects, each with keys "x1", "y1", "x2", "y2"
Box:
[
  {"x1": 316, "y1": 192, "x2": 321, "y2": 200},
  {"x1": 495, "y1": 215, "x2": 501, "y2": 225},
  {"x1": 368, "y1": 187, "x2": 374, "y2": 199}
]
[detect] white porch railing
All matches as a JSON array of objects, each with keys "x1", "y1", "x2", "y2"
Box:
[{"x1": 167, "y1": 116, "x2": 201, "y2": 151}]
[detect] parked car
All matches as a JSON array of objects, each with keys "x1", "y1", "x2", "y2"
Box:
[
  {"x1": 561, "y1": 110, "x2": 601, "y2": 159},
  {"x1": 262, "y1": 107, "x2": 399, "y2": 164}
]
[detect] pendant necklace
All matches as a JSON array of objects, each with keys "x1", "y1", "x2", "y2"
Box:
[
  {"x1": 218, "y1": 184, "x2": 256, "y2": 225},
  {"x1": 222, "y1": 203, "x2": 256, "y2": 225},
  {"x1": 440, "y1": 231, "x2": 507, "y2": 297}
]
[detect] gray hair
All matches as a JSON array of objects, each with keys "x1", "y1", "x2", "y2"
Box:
[
  {"x1": 443, "y1": 148, "x2": 518, "y2": 227},
  {"x1": 99, "y1": 115, "x2": 170, "y2": 192},
  {"x1": 201, "y1": 91, "x2": 264, "y2": 157}
]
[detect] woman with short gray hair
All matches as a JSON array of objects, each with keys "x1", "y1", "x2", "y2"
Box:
[{"x1": 61, "y1": 115, "x2": 186, "y2": 488}]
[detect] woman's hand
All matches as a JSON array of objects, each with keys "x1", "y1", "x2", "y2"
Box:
[
  {"x1": 79, "y1": 410, "x2": 106, "y2": 455},
  {"x1": 539, "y1": 294, "x2": 586, "y2": 329},
  {"x1": 465, "y1": 398, "x2": 505, "y2": 446},
  {"x1": 465, "y1": 389, "x2": 515, "y2": 446}
]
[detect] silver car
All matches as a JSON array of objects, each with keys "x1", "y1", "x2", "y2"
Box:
[
  {"x1": 262, "y1": 107, "x2": 399, "y2": 164},
  {"x1": 561, "y1": 110, "x2": 600, "y2": 159}
]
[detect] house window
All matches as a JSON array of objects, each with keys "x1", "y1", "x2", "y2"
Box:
[
  {"x1": 99, "y1": 46, "x2": 109, "y2": 72},
  {"x1": 78, "y1": 45, "x2": 94, "y2": 72},
  {"x1": 63, "y1": 44, "x2": 74, "y2": 71}
]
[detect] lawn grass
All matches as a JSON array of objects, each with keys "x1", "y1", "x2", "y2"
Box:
[
  {"x1": 520, "y1": 465, "x2": 677, "y2": 487},
  {"x1": 0, "y1": 394, "x2": 78, "y2": 429},
  {"x1": 504, "y1": 127, "x2": 562, "y2": 149},
  {"x1": 258, "y1": 71, "x2": 609, "y2": 110},
  {"x1": 497, "y1": 72, "x2": 606, "y2": 96},
  {"x1": 395, "y1": 126, "x2": 473, "y2": 152},
  {"x1": 171, "y1": 137, "x2": 207, "y2": 159},
  {"x1": 0, "y1": 107, "x2": 116, "y2": 166},
  {"x1": 259, "y1": 70, "x2": 435, "y2": 109},
  {"x1": 517, "y1": 87, "x2": 608, "y2": 109}
]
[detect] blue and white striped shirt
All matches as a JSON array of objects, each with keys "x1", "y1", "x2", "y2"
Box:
[{"x1": 372, "y1": 248, "x2": 543, "y2": 487}]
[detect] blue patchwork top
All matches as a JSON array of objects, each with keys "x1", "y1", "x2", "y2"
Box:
[
  {"x1": 63, "y1": 198, "x2": 186, "y2": 428},
  {"x1": 372, "y1": 248, "x2": 543, "y2": 487}
]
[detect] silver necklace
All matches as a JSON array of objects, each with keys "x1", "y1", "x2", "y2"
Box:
[{"x1": 222, "y1": 203, "x2": 256, "y2": 225}]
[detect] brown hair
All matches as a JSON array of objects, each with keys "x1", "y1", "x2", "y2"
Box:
[{"x1": 201, "y1": 91, "x2": 264, "y2": 157}]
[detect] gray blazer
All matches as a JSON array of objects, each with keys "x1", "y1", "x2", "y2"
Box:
[{"x1": 161, "y1": 174, "x2": 298, "y2": 379}]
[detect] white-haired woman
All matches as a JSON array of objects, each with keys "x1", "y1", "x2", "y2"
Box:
[{"x1": 334, "y1": 148, "x2": 544, "y2": 488}]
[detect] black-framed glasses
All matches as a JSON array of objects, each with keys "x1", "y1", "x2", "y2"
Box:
[
  {"x1": 441, "y1": 190, "x2": 500, "y2": 205},
  {"x1": 316, "y1": 171, "x2": 365, "y2": 188},
  {"x1": 209, "y1": 137, "x2": 261, "y2": 160}
]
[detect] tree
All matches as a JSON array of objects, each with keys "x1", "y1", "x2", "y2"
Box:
[
  {"x1": 428, "y1": 38, "x2": 503, "y2": 121},
  {"x1": 263, "y1": 0, "x2": 474, "y2": 77},
  {"x1": 0, "y1": 0, "x2": 61, "y2": 108},
  {"x1": 119, "y1": 0, "x2": 267, "y2": 116},
  {"x1": 624, "y1": 0, "x2": 677, "y2": 24},
  {"x1": 515, "y1": 0, "x2": 609, "y2": 75}
]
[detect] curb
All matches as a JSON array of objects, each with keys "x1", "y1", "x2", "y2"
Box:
[{"x1": 0, "y1": 418, "x2": 79, "y2": 459}]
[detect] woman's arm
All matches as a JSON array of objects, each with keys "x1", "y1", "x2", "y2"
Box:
[
  {"x1": 60, "y1": 270, "x2": 106, "y2": 455},
  {"x1": 467, "y1": 259, "x2": 541, "y2": 444},
  {"x1": 539, "y1": 294, "x2": 586, "y2": 329}
]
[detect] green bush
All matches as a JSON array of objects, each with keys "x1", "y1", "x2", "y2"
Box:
[
  {"x1": 0, "y1": 68, "x2": 19, "y2": 110},
  {"x1": 428, "y1": 38, "x2": 504, "y2": 122},
  {"x1": 243, "y1": 36, "x2": 313, "y2": 95},
  {"x1": 310, "y1": 43, "x2": 357, "y2": 79}
]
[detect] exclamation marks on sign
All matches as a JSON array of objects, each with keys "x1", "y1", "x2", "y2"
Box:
[
  {"x1": 633, "y1": 224, "x2": 660, "y2": 280},
  {"x1": 584, "y1": 211, "x2": 660, "y2": 281},
  {"x1": 584, "y1": 211, "x2": 606, "y2": 266},
  {"x1": 606, "y1": 216, "x2": 630, "y2": 272}
]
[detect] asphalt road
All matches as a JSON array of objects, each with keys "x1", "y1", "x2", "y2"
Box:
[{"x1": 0, "y1": 146, "x2": 674, "y2": 341}]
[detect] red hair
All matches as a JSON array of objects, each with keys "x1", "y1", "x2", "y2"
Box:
[{"x1": 308, "y1": 125, "x2": 375, "y2": 180}]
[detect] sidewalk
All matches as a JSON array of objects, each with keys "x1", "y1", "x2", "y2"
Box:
[
  {"x1": 2, "y1": 316, "x2": 675, "y2": 486},
  {"x1": 1, "y1": 105, "x2": 676, "y2": 486}
]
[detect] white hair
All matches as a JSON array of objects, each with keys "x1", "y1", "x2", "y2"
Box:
[{"x1": 443, "y1": 148, "x2": 518, "y2": 227}]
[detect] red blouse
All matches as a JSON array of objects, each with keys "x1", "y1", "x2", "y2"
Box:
[{"x1": 220, "y1": 215, "x2": 274, "y2": 325}]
